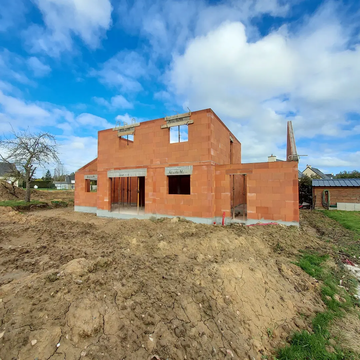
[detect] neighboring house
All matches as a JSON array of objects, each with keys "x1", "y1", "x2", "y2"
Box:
[
  {"x1": 54, "y1": 174, "x2": 75, "y2": 190},
  {"x1": 75, "y1": 108, "x2": 299, "y2": 225},
  {"x1": 303, "y1": 165, "x2": 329, "y2": 179},
  {"x1": 0, "y1": 162, "x2": 19, "y2": 186},
  {"x1": 312, "y1": 178, "x2": 360, "y2": 210}
]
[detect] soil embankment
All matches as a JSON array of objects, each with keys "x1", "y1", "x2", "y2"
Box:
[{"x1": 0, "y1": 207, "x2": 330, "y2": 359}]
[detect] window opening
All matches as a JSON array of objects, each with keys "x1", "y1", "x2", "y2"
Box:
[
  {"x1": 168, "y1": 175, "x2": 190, "y2": 195},
  {"x1": 170, "y1": 125, "x2": 188, "y2": 143},
  {"x1": 121, "y1": 134, "x2": 134, "y2": 145},
  {"x1": 85, "y1": 179, "x2": 97, "y2": 192}
]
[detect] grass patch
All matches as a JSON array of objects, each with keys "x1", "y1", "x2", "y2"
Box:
[
  {"x1": 0, "y1": 200, "x2": 43, "y2": 207},
  {"x1": 276, "y1": 251, "x2": 359, "y2": 360},
  {"x1": 51, "y1": 200, "x2": 68, "y2": 207},
  {"x1": 323, "y1": 211, "x2": 360, "y2": 235}
]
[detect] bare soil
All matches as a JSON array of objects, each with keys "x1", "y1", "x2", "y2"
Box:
[
  {"x1": 0, "y1": 208, "x2": 330, "y2": 360},
  {"x1": 331, "y1": 313, "x2": 360, "y2": 354},
  {"x1": 0, "y1": 180, "x2": 74, "y2": 203}
]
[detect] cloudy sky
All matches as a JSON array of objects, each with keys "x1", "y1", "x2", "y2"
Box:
[{"x1": 0, "y1": 0, "x2": 359, "y2": 176}]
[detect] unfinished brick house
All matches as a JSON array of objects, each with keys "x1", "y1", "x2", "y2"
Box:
[{"x1": 75, "y1": 109, "x2": 299, "y2": 225}]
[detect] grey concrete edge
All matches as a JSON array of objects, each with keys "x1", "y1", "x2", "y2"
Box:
[
  {"x1": 96, "y1": 210, "x2": 214, "y2": 224},
  {"x1": 74, "y1": 206, "x2": 97, "y2": 214},
  {"x1": 97, "y1": 209, "x2": 299, "y2": 227}
]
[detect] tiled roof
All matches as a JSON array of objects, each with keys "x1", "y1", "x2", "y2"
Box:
[
  {"x1": 298, "y1": 170, "x2": 303, "y2": 178},
  {"x1": 309, "y1": 167, "x2": 329, "y2": 179},
  {"x1": 0, "y1": 162, "x2": 16, "y2": 177},
  {"x1": 312, "y1": 178, "x2": 360, "y2": 187}
]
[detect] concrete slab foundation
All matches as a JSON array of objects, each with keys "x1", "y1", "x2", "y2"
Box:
[
  {"x1": 74, "y1": 208, "x2": 299, "y2": 227},
  {"x1": 74, "y1": 206, "x2": 97, "y2": 214}
]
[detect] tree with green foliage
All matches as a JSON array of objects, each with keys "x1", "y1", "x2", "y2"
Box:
[
  {"x1": 335, "y1": 170, "x2": 360, "y2": 178},
  {"x1": 299, "y1": 175, "x2": 312, "y2": 206},
  {"x1": 44, "y1": 169, "x2": 52, "y2": 181}
]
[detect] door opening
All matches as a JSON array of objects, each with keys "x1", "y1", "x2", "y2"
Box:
[
  {"x1": 110, "y1": 176, "x2": 145, "y2": 215},
  {"x1": 230, "y1": 174, "x2": 247, "y2": 221}
]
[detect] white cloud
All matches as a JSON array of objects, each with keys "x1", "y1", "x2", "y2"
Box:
[
  {"x1": 0, "y1": 49, "x2": 51, "y2": 86},
  {"x1": 26, "y1": 0, "x2": 113, "y2": 56},
  {"x1": 117, "y1": 0, "x2": 291, "y2": 59},
  {"x1": 57, "y1": 135, "x2": 98, "y2": 172},
  {"x1": 0, "y1": 90, "x2": 50, "y2": 119},
  {"x1": 0, "y1": 49, "x2": 32, "y2": 85},
  {"x1": 0, "y1": 88, "x2": 113, "y2": 172},
  {"x1": 0, "y1": 0, "x2": 27, "y2": 32},
  {"x1": 76, "y1": 113, "x2": 112, "y2": 129},
  {"x1": 0, "y1": 81, "x2": 17, "y2": 95},
  {"x1": 27, "y1": 57, "x2": 51, "y2": 77},
  {"x1": 94, "y1": 51, "x2": 150, "y2": 92},
  {"x1": 93, "y1": 95, "x2": 133, "y2": 109},
  {"x1": 168, "y1": 3, "x2": 360, "y2": 164},
  {"x1": 115, "y1": 113, "x2": 145, "y2": 125}
]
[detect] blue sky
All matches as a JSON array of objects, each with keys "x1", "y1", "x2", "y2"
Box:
[{"x1": 0, "y1": 0, "x2": 359, "y2": 176}]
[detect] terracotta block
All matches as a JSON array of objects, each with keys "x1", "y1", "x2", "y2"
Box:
[{"x1": 256, "y1": 206, "x2": 269, "y2": 214}]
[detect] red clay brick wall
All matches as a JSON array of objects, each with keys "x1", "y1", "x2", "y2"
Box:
[
  {"x1": 313, "y1": 187, "x2": 360, "y2": 209},
  {"x1": 97, "y1": 109, "x2": 214, "y2": 172},
  {"x1": 75, "y1": 159, "x2": 98, "y2": 208},
  {"x1": 210, "y1": 112, "x2": 241, "y2": 165},
  {"x1": 94, "y1": 108, "x2": 239, "y2": 216},
  {"x1": 145, "y1": 164, "x2": 215, "y2": 218},
  {"x1": 215, "y1": 162, "x2": 299, "y2": 222}
]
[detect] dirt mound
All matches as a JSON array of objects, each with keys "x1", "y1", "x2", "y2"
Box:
[
  {"x1": 0, "y1": 209, "x2": 327, "y2": 360},
  {"x1": 0, "y1": 181, "x2": 27, "y2": 200},
  {"x1": 0, "y1": 180, "x2": 74, "y2": 203}
]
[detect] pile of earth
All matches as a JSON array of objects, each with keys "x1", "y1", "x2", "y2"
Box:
[
  {"x1": 0, "y1": 181, "x2": 29, "y2": 200},
  {"x1": 0, "y1": 180, "x2": 74, "y2": 203},
  {"x1": 0, "y1": 208, "x2": 328, "y2": 360}
]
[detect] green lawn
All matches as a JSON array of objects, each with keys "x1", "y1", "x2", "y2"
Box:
[
  {"x1": 323, "y1": 210, "x2": 360, "y2": 235},
  {"x1": 0, "y1": 200, "x2": 44, "y2": 207},
  {"x1": 34, "y1": 188, "x2": 73, "y2": 191},
  {"x1": 276, "y1": 251, "x2": 359, "y2": 360}
]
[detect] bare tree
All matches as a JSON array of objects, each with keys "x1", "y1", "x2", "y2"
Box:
[
  {"x1": 0, "y1": 129, "x2": 59, "y2": 202},
  {"x1": 53, "y1": 163, "x2": 66, "y2": 181}
]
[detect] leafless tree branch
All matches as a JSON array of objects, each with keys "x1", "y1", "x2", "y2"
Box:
[{"x1": 0, "y1": 129, "x2": 60, "y2": 202}]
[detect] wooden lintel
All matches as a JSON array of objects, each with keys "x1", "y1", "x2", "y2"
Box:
[{"x1": 161, "y1": 119, "x2": 194, "y2": 129}]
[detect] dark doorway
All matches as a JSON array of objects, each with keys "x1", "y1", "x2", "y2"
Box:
[
  {"x1": 139, "y1": 176, "x2": 145, "y2": 207},
  {"x1": 230, "y1": 174, "x2": 247, "y2": 220}
]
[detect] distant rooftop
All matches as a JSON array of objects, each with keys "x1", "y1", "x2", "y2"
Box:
[
  {"x1": 305, "y1": 166, "x2": 330, "y2": 179},
  {"x1": 0, "y1": 162, "x2": 17, "y2": 177},
  {"x1": 312, "y1": 178, "x2": 360, "y2": 187}
]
